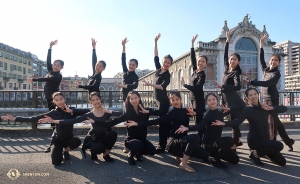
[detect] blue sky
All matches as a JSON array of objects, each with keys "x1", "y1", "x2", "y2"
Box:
[{"x1": 0, "y1": 0, "x2": 299, "y2": 78}]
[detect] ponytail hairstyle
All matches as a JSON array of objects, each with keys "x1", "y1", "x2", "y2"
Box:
[
  {"x1": 53, "y1": 60, "x2": 64, "y2": 68},
  {"x1": 229, "y1": 53, "x2": 242, "y2": 74},
  {"x1": 89, "y1": 92, "x2": 102, "y2": 111},
  {"x1": 125, "y1": 91, "x2": 144, "y2": 115},
  {"x1": 244, "y1": 87, "x2": 259, "y2": 105}
]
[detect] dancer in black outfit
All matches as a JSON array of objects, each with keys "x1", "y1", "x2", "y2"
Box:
[
  {"x1": 214, "y1": 30, "x2": 245, "y2": 149},
  {"x1": 76, "y1": 38, "x2": 106, "y2": 94},
  {"x1": 212, "y1": 88, "x2": 287, "y2": 167},
  {"x1": 125, "y1": 92, "x2": 209, "y2": 173},
  {"x1": 27, "y1": 40, "x2": 64, "y2": 153},
  {"x1": 141, "y1": 33, "x2": 172, "y2": 154},
  {"x1": 114, "y1": 37, "x2": 139, "y2": 103},
  {"x1": 2, "y1": 92, "x2": 89, "y2": 166},
  {"x1": 176, "y1": 93, "x2": 239, "y2": 169},
  {"x1": 39, "y1": 92, "x2": 118, "y2": 162},
  {"x1": 99, "y1": 91, "x2": 162, "y2": 165},
  {"x1": 244, "y1": 33, "x2": 294, "y2": 151},
  {"x1": 181, "y1": 34, "x2": 207, "y2": 144}
]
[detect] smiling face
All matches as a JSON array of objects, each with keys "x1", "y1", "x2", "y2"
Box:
[
  {"x1": 162, "y1": 58, "x2": 172, "y2": 70},
  {"x1": 206, "y1": 94, "x2": 218, "y2": 109},
  {"x1": 169, "y1": 94, "x2": 181, "y2": 108},
  {"x1": 229, "y1": 54, "x2": 240, "y2": 69},
  {"x1": 89, "y1": 95, "x2": 102, "y2": 109},
  {"x1": 128, "y1": 60, "x2": 138, "y2": 72},
  {"x1": 246, "y1": 89, "x2": 259, "y2": 105},
  {"x1": 95, "y1": 61, "x2": 105, "y2": 73},
  {"x1": 52, "y1": 95, "x2": 65, "y2": 109},
  {"x1": 197, "y1": 56, "x2": 207, "y2": 70},
  {"x1": 52, "y1": 61, "x2": 63, "y2": 72},
  {"x1": 129, "y1": 93, "x2": 140, "y2": 108},
  {"x1": 269, "y1": 55, "x2": 280, "y2": 69}
]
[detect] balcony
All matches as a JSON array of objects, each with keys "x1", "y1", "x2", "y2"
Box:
[
  {"x1": 13, "y1": 87, "x2": 18, "y2": 90},
  {"x1": 18, "y1": 79, "x2": 24, "y2": 83},
  {"x1": 3, "y1": 77, "x2": 9, "y2": 82}
]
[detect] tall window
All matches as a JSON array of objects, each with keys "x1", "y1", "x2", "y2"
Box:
[
  {"x1": 178, "y1": 69, "x2": 183, "y2": 90},
  {"x1": 235, "y1": 37, "x2": 258, "y2": 89}
]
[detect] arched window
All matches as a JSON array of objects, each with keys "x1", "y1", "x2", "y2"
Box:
[
  {"x1": 189, "y1": 65, "x2": 193, "y2": 83},
  {"x1": 169, "y1": 73, "x2": 173, "y2": 90},
  {"x1": 235, "y1": 37, "x2": 258, "y2": 89},
  {"x1": 178, "y1": 69, "x2": 183, "y2": 90},
  {"x1": 100, "y1": 86, "x2": 105, "y2": 91},
  {"x1": 108, "y1": 86, "x2": 113, "y2": 91}
]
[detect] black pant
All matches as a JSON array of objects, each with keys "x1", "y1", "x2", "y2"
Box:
[
  {"x1": 167, "y1": 134, "x2": 209, "y2": 160},
  {"x1": 47, "y1": 98, "x2": 56, "y2": 128},
  {"x1": 125, "y1": 139, "x2": 156, "y2": 157},
  {"x1": 157, "y1": 100, "x2": 171, "y2": 150},
  {"x1": 90, "y1": 131, "x2": 117, "y2": 155},
  {"x1": 248, "y1": 139, "x2": 286, "y2": 166},
  {"x1": 204, "y1": 137, "x2": 239, "y2": 164},
  {"x1": 266, "y1": 99, "x2": 292, "y2": 146},
  {"x1": 191, "y1": 100, "x2": 205, "y2": 144},
  {"x1": 51, "y1": 137, "x2": 81, "y2": 166}
]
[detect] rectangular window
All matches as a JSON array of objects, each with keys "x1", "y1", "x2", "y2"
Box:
[
  {"x1": 9, "y1": 55, "x2": 12, "y2": 60},
  {"x1": 0, "y1": 71, "x2": 2, "y2": 77},
  {"x1": 23, "y1": 84, "x2": 26, "y2": 89},
  {"x1": 4, "y1": 63, "x2": 7, "y2": 70},
  {"x1": 9, "y1": 73, "x2": 12, "y2": 78},
  {"x1": 18, "y1": 75, "x2": 22, "y2": 79},
  {"x1": 0, "y1": 61, "x2": 2, "y2": 67},
  {"x1": 16, "y1": 56, "x2": 18, "y2": 61},
  {"x1": 13, "y1": 74, "x2": 17, "y2": 79},
  {"x1": 10, "y1": 64, "x2": 14, "y2": 71},
  {"x1": 206, "y1": 64, "x2": 214, "y2": 80},
  {"x1": 23, "y1": 76, "x2": 27, "y2": 80},
  {"x1": 0, "y1": 51, "x2": 2, "y2": 57},
  {"x1": 18, "y1": 66, "x2": 22, "y2": 71},
  {"x1": 28, "y1": 60, "x2": 31, "y2": 65},
  {"x1": 33, "y1": 63, "x2": 38, "y2": 67},
  {"x1": 3, "y1": 72, "x2": 7, "y2": 77},
  {"x1": 5, "y1": 53, "x2": 9, "y2": 59},
  {"x1": 28, "y1": 68, "x2": 31, "y2": 73},
  {"x1": 9, "y1": 83, "x2": 13, "y2": 89},
  {"x1": 23, "y1": 67, "x2": 26, "y2": 74},
  {"x1": 19, "y1": 58, "x2": 22, "y2": 63},
  {"x1": 24, "y1": 59, "x2": 27, "y2": 64}
]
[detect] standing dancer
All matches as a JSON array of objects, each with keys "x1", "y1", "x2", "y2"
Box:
[
  {"x1": 181, "y1": 34, "x2": 207, "y2": 144},
  {"x1": 27, "y1": 40, "x2": 63, "y2": 153},
  {"x1": 214, "y1": 30, "x2": 245, "y2": 149},
  {"x1": 141, "y1": 33, "x2": 172, "y2": 154},
  {"x1": 125, "y1": 92, "x2": 208, "y2": 173},
  {"x1": 244, "y1": 34, "x2": 294, "y2": 151},
  {"x1": 212, "y1": 88, "x2": 287, "y2": 167},
  {"x1": 75, "y1": 38, "x2": 106, "y2": 94}
]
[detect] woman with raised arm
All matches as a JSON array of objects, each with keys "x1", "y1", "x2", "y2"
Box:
[
  {"x1": 39, "y1": 92, "x2": 120, "y2": 162},
  {"x1": 212, "y1": 88, "x2": 287, "y2": 167},
  {"x1": 175, "y1": 93, "x2": 239, "y2": 169},
  {"x1": 27, "y1": 40, "x2": 63, "y2": 153},
  {"x1": 243, "y1": 34, "x2": 294, "y2": 151},
  {"x1": 214, "y1": 30, "x2": 245, "y2": 150},
  {"x1": 141, "y1": 33, "x2": 172, "y2": 154},
  {"x1": 1, "y1": 92, "x2": 89, "y2": 166},
  {"x1": 125, "y1": 92, "x2": 209, "y2": 173},
  {"x1": 181, "y1": 34, "x2": 207, "y2": 144},
  {"x1": 114, "y1": 37, "x2": 139, "y2": 103},
  {"x1": 75, "y1": 38, "x2": 106, "y2": 94}
]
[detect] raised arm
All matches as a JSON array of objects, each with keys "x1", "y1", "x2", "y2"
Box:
[
  {"x1": 154, "y1": 33, "x2": 161, "y2": 70},
  {"x1": 259, "y1": 34, "x2": 268, "y2": 71},
  {"x1": 122, "y1": 37, "x2": 129, "y2": 72},
  {"x1": 92, "y1": 38, "x2": 97, "y2": 75},
  {"x1": 224, "y1": 30, "x2": 233, "y2": 69},
  {"x1": 191, "y1": 34, "x2": 198, "y2": 71},
  {"x1": 46, "y1": 40, "x2": 57, "y2": 72}
]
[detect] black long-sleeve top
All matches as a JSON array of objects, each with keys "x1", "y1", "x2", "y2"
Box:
[
  {"x1": 15, "y1": 107, "x2": 90, "y2": 140},
  {"x1": 78, "y1": 49, "x2": 102, "y2": 94},
  {"x1": 57, "y1": 111, "x2": 120, "y2": 141},
  {"x1": 183, "y1": 48, "x2": 206, "y2": 106},
  {"x1": 32, "y1": 49, "x2": 62, "y2": 99},
  {"x1": 221, "y1": 42, "x2": 242, "y2": 94},
  {"x1": 137, "y1": 107, "x2": 206, "y2": 139},
  {"x1": 121, "y1": 53, "x2": 139, "y2": 102},
  {"x1": 250, "y1": 48, "x2": 281, "y2": 100},
  {"x1": 108, "y1": 108, "x2": 162, "y2": 141},
  {"x1": 224, "y1": 104, "x2": 287, "y2": 143},
  {"x1": 153, "y1": 56, "x2": 170, "y2": 103}
]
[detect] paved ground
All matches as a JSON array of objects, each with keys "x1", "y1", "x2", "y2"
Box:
[{"x1": 0, "y1": 128, "x2": 300, "y2": 184}]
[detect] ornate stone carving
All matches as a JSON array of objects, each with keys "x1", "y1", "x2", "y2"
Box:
[{"x1": 219, "y1": 20, "x2": 229, "y2": 38}]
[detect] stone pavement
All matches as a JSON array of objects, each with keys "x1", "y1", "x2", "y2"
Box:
[{"x1": 0, "y1": 128, "x2": 300, "y2": 184}]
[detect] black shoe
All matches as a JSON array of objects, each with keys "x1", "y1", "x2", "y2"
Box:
[
  {"x1": 249, "y1": 152, "x2": 264, "y2": 166},
  {"x1": 288, "y1": 139, "x2": 295, "y2": 152},
  {"x1": 155, "y1": 148, "x2": 165, "y2": 154},
  {"x1": 136, "y1": 154, "x2": 143, "y2": 162},
  {"x1": 63, "y1": 152, "x2": 71, "y2": 160},
  {"x1": 44, "y1": 146, "x2": 51, "y2": 153},
  {"x1": 210, "y1": 160, "x2": 228, "y2": 169},
  {"x1": 103, "y1": 154, "x2": 114, "y2": 162},
  {"x1": 91, "y1": 153, "x2": 98, "y2": 161},
  {"x1": 236, "y1": 142, "x2": 243, "y2": 147},
  {"x1": 127, "y1": 155, "x2": 136, "y2": 165}
]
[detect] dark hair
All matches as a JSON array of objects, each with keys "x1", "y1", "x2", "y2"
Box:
[
  {"x1": 169, "y1": 91, "x2": 181, "y2": 100},
  {"x1": 198, "y1": 55, "x2": 208, "y2": 63},
  {"x1": 125, "y1": 91, "x2": 144, "y2": 115},
  {"x1": 271, "y1": 54, "x2": 281, "y2": 62},
  {"x1": 89, "y1": 92, "x2": 102, "y2": 101},
  {"x1": 164, "y1": 54, "x2": 173, "y2": 64},
  {"x1": 229, "y1": 53, "x2": 242, "y2": 74},
  {"x1": 205, "y1": 93, "x2": 218, "y2": 104},
  {"x1": 129, "y1": 59, "x2": 138, "y2": 66},
  {"x1": 52, "y1": 92, "x2": 65, "y2": 99},
  {"x1": 98, "y1": 60, "x2": 106, "y2": 69},
  {"x1": 244, "y1": 87, "x2": 259, "y2": 105},
  {"x1": 53, "y1": 60, "x2": 64, "y2": 67}
]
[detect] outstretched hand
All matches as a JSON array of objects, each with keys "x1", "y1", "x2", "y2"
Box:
[
  {"x1": 220, "y1": 104, "x2": 230, "y2": 113},
  {"x1": 114, "y1": 81, "x2": 122, "y2": 88},
  {"x1": 63, "y1": 104, "x2": 72, "y2": 113},
  {"x1": 175, "y1": 125, "x2": 188, "y2": 134},
  {"x1": 213, "y1": 80, "x2": 222, "y2": 88},
  {"x1": 226, "y1": 30, "x2": 233, "y2": 39},
  {"x1": 186, "y1": 108, "x2": 196, "y2": 116},
  {"x1": 242, "y1": 79, "x2": 250, "y2": 84},
  {"x1": 181, "y1": 77, "x2": 185, "y2": 86},
  {"x1": 82, "y1": 117, "x2": 95, "y2": 125},
  {"x1": 27, "y1": 77, "x2": 33, "y2": 83},
  {"x1": 122, "y1": 37, "x2": 129, "y2": 47},
  {"x1": 141, "y1": 79, "x2": 150, "y2": 86},
  {"x1": 211, "y1": 120, "x2": 225, "y2": 126},
  {"x1": 124, "y1": 120, "x2": 138, "y2": 127},
  {"x1": 260, "y1": 33, "x2": 268, "y2": 43},
  {"x1": 260, "y1": 102, "x2": 274, "y2": 111},
  {"x1": 154, "y1": 33, "x2": 161, "y2": 42},
  {"x1": 1, "y1": 114, "x2": 16, "y2": 121},
  {"x1": 38, "y1": 115, "x2": 53, "y2": 124},
  {"x1": 191, "y1": 34, "x2": 198, "y2": 44},
  {"x1": 49, "y1": 40, "x2": 58, "y2": 49},
  {"x1": 139, "y1": 104, "x2": 149, "y2": 114},
  {"x1": 91, "y1": 38, "x2": 97, "y2": 49}
]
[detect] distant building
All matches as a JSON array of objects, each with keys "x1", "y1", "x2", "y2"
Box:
[
  {"x1": 113, "y1": 69, "x2": 154, "y2": 78},
  {"x1": 31, "y1": 54, "x2": 48, "y2": 91}
]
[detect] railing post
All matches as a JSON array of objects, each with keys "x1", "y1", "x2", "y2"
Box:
[
  {"x1": 108, "y1": 91, "x2": 112, "y2": 107},
  {"x1": 31, "y1": 91, "x2": 38, "y2": 108},
  {"x1": 290, "y1": 92, "x2": 295, "y2": 121}
]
